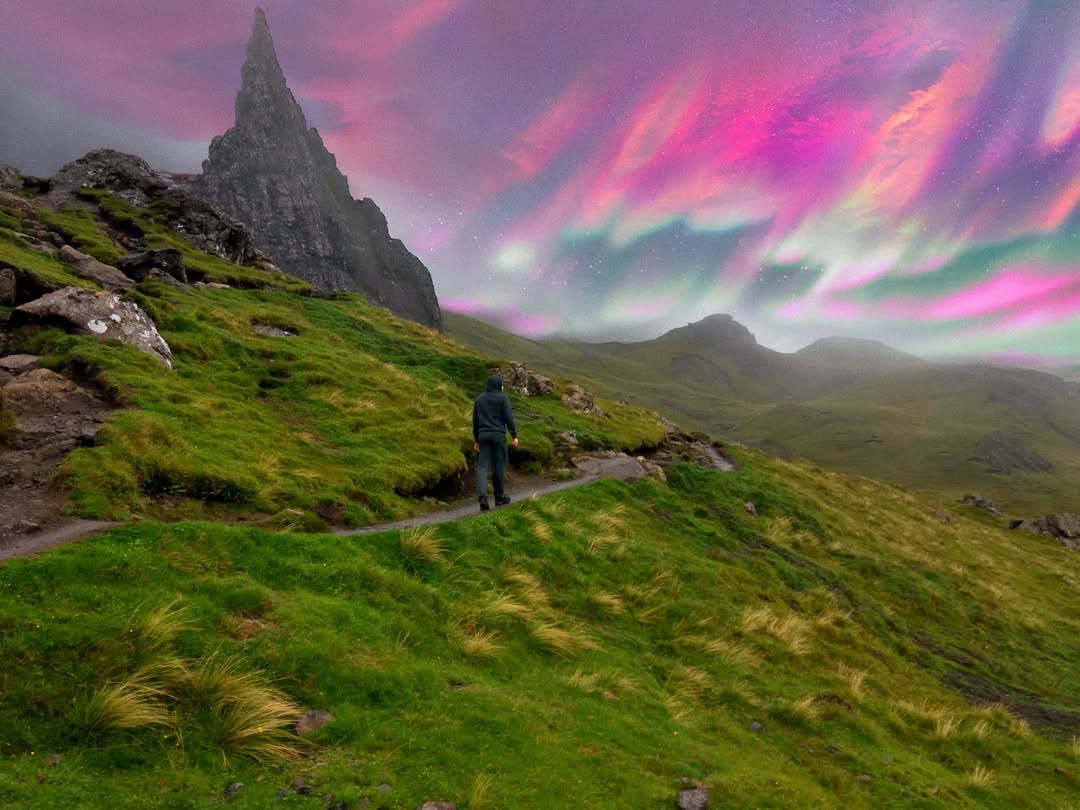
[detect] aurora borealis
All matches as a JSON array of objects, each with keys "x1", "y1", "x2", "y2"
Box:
[{"x1": 2, "y1": 1, "x2": 1079, "y2": 360}]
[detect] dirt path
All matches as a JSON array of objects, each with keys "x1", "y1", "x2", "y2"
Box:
[
  {"x1": 336, "y1": 456, "x2": 645, "y2": 536},
  {"x1": 0, "y1": 454, "x2": 662, "y2": 561}
]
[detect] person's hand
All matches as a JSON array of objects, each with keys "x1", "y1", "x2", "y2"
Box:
[
  {"x1": 474, "y1": 442, "x2": 480, "y2": 452},
  {"x1": 512, "y1": 437, "x2": 520, "y2": 448}
]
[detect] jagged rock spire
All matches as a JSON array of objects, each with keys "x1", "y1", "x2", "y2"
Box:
[{"x1": 199, "y1": 8, "x2": 442, "y2": 328}]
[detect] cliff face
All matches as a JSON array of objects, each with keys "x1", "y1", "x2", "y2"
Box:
[{"x1": 200, "y1": 9, "x2": 441, "y2": 328}]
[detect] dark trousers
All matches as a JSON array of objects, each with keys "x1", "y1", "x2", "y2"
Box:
[{"x1": 476, "y1": 432, "x2": 508, "y2": 499}]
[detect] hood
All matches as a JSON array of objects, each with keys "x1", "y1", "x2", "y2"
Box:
[{"x1": 485, "y1": 375, "x2": 504, "y2": 392}]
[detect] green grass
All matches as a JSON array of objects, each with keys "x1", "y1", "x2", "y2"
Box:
[{"x1": 0, "y1": 457, "x2": 1076, "y2": 808}]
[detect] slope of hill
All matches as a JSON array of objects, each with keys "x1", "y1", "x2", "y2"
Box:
[
  {"x1": 0, "y1": 167, "x2": 1077, "y2": 809},
  {"x1": 445, "y1": 312, "x2": 1080, "y2": 516}
]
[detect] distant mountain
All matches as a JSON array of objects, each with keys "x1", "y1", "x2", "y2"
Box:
[
  {"x1": 794, "y1": 336, "x2": 925, "y2": 373},
  {"x1": 199, "y1": 8, "x2": 441, "y2": 328},
  {"x1": 446, "y1": 311, "x2": 1080, "y2": 514}
]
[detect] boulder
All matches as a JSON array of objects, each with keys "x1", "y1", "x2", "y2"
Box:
[
  {"x1": 960, "y1": 493, "x2": 1002, "y2": 517},
  {"x1": 116, "y1": 249, "x2": 188, "y2": 284},
  {"x1": 0, "y1": 165, "x2": 20, "y2": 191},
  {"x1": 676, "y1": 788, "x2": 709, "y2": 810},
  {"x1": 0, "y1": 267, "x2": 16, "y2": 304},
  {"x1": 1009, "y1": 513, "x2": 1080, "y2": 550},
  {"x1": 0, "y1": 355, "x2": 40, "y2": 375},
  {"x1": 562, "y1": 384, "x2": 604, "y2": 416},
  {"x1": 0, "y1": 190, "x2": 36, "y2": 218},
  {"x1": 16, "y1": 287, "x2": 172, "y2": 367},
  {"x1": 499, "y1": 362, "x2": 555, "y2": 397},
  {"x1": 572, "y1": 451, "x2": 647, "y2": 482},
  {"x1": 59, "y1": 246, "x2": 135, "y2": 289},
  {"x1": 418, "y1": 803, "x2": 456, "y2": 810}
]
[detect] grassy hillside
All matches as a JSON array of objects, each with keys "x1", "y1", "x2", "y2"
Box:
[
  {"x1": 1, "y1": 453, "x2": 1077, "y2": 808},
  {"x1": 1, "y1": 170, "x2": 1077, "y2": 809},
  {"x1": 1, "y1": 188, "x2": 663, "y2": 529},
  {"x1": 445, "y1": 313, "x2": 1080, "y2": 516}
]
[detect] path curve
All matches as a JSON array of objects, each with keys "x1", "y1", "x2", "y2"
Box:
[
  {"x1": 0, "y1": 455, "x2": 659, "y2": 560},
  {"x1": 336, "y1": 456, "x2": 648, "y2": 536}
]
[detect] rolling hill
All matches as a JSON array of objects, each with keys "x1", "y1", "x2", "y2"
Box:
[{"x1": 445, "y1": 312, "x2": 1080, "y2": 516}]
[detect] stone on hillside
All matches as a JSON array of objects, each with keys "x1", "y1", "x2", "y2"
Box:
[
  {"x1": 499, "y1": 362, "x2": 555, "y2": 397},
  {"x1": 744, "y1": 501, "x2": 758, "y2": 517},
  {"x1": 1012, "y1": 513, "x2": 1080, "y2": 550},
  {"x1": 636, "y1": 455, "x2": 667, "y2": 481},
  {"x1": 0, "y1": 370, "x2": 12, "y2": 386},
  {"x1": 552, "y1": 430, "x2": 579, "y2": 456},
  {"x1": 960, "y1": 493, "x2": 1002, "y2": 517},
  {"x1": 199, "y1": 9, "x2": 441, "y2": 328},
  {"x1": 933, "y1": 510, "x2": 951, "y2": 524},
  {"x1": 46, "y1": 149, "x2": 259, "y2": 265},
  {"x1": 0, "y1": 355, "x2": 40, "y2": 375},
  {"x1": 0, "y1": 267, "x2": 18, "y2": 304},
  {"x1": 0, "y1": 190, "x2": 36, "y2": 218},
  {"x1": 16, "y1": 287, "x2": 172, "y2": 367},
  {"x1": 676, "y1": 788, "x2": 709, "y2": 810},
  {"x1": 419, "y1": 803, "x2": 457, "y2": 810},
  {"x1": 0, "y1": 165, "x2": 21, "y2": 191},
  {"x1": 116, "y1": 249, "x2": 188, "y2": 284},
  {"x1": 253, "y1": 324, "x2": 294, "y2": 338},
  {"x1": 223, "y1": 782, "x2": 244, "y2": 798},
  {"x1": 59, "y1": 245, "x2": 135, "y2": 289},
  {"x1": 294, "y1": 709, "x2": 335, "y2": 735},
  {"x1": 562, "y1": 384, "x2": 604, "y2": 416},
  {"x1": 572, "y1": 451, "x2": 647, "y2": 481}
]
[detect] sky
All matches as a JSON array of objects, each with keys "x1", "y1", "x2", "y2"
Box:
[{"x1": 2, "y1": 1, "x2": 1079, "y2": 362}]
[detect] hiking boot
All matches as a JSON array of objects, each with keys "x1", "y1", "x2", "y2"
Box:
[
  {"x1": 479, "y1": 497, "x2": 490, "y2": 512},
  {"x1": 494, "y1": 496, "x2": 512, "y2": 506}
]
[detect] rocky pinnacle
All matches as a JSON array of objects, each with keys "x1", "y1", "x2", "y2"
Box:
[{"x1": 200, "y1": 8, "x2": 442, "y2": 328}]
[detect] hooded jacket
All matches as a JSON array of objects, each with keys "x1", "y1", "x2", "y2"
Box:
[{"x1": 473, "y1": 376, "x2": 517, "y2": 441}]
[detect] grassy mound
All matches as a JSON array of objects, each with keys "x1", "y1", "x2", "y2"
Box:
[{"x1": 1, "y1": 453, "x2": 1077, "y2": 808}]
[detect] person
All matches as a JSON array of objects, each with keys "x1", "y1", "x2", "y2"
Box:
[{"x1": 472, "y1": 375, "x2": 519, "y2": 511}]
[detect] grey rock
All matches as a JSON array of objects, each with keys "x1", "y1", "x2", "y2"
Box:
[
  {"x1": 0, "y1": 165, "x2": 21, "y2": 191},
  {"x1": 562, "y1": 384, "x2": 604, "y2": 416},
  {"x1": 194, "y1": 281, "x2": 231, "y2": 290},
  {"x1": 499, "y1": 363, "x2": 555, "y2": 397},
  {"x1": 973, "y1": 431, "x2": 1053, "y2": 474},
  {"x1": 294, "y1": 709, "x2": 335, "y2": 735},
  {"x1": 1014, "y1": 512, "x2": 1080, "y2": 550},
  {"x1": 0, "y1": 355, "x2": 40, "y2": 374},
  {"x1": 573, "y1": 451, "x2": 647, "y2": 482},
  {"x1": 116, "y1": 249, "x2": 187, "y2": 284},
  {"x1": 419, "y1": 803, "x2": 457, "y2": 810},
  {"x1": 58, "y1": 245, "x2": 134, "y2": 289},
  {"x1": 0, "y1": 191, "x2": 35, "y2": 219},
  {"x1": 224, "y1": 782, "x2": 244, "y2": 798},
  {"x1": 552, "y1": 430, "x2": 579, "y2": 456},
  {"x1": 748, "y1": 721, "x2": 764, "y2": 732},
  {"x1": 933, "y1": 510, "x2": 951, "y2": 524},
  {"x1": 254, "y1": 324, "x2": 294, "y2": 338},
  {"x1": 856, "y1": 774, "x2": 872, "y2": 782},
  {"x1": 199, "y1": 9, "x2": 440, "y2": 328},
  {"x1": 376, "y1": 783, "x2": 393, "y2": 794},
  {"x1": 46, "y1": 149, "x2": 259, "y2": 266},
  {"x1": 676, "y1": 787, "x2": 709, "y2": 809},
  {"x1": 744, "y1": 501, "x2": 758, "y2": 517},
  {"x1": 16, "y1": 287, "x2": 172, "y2": 367},
  {"x1": 0, "y1": 267, "x2": 17, "y2": 304},
  {"x1": 960, "y1": 493, "x2": 1003, "y2": 517},
  {"x1": 0, "y1": 370, "x2": 13, "y2": 386}
]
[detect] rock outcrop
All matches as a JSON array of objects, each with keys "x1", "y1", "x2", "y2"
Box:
[
  {"x1": 498, "y1": 363, "x2": 555, "y2": 397},
  {"x1": 200, "y1": 8, "x2": 441, "y2": 329},
  {"x1": 1010, "y1": 513, "x2": 1080, "y2": 551},
  {"x1": 45, "y1": 149, "x2": 260, "y2": 265},
  {"x1": 16, "y1": 287, "x2": 173, "y2": 367}
]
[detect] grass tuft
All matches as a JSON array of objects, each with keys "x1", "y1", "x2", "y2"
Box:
[
  {"x1": 529, "y1": 622, "x2": 592, "y2": 657},
  {"x1": 399, "y1": 525, "x2": 447, "y2": 566},
  {"x1": 72, "y1": 678, "x2": 172, "y2": 734},
  {"x1": 586, "y1": 589, "x2": 626, "y2": 616},
  {"x1": 836, "y1": 663, "x2": 867, "y2": 702},
  {"x1": 467, "y1": 773, "x2": 496, "y2": 809},
  {"x1": 966, "y1": 764, "x2": 995, "y2": 787},
  {"x1": 452, "y1": 624, "x2": 503, "y2": 661}
]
